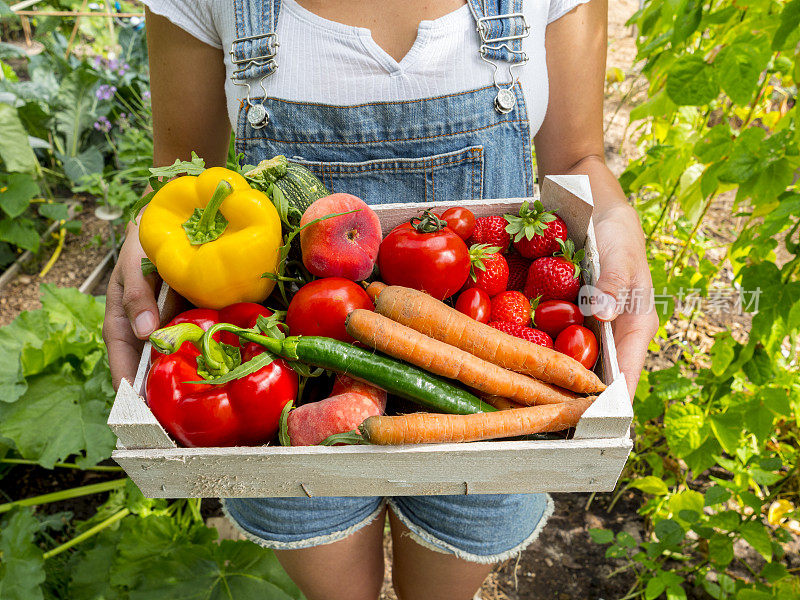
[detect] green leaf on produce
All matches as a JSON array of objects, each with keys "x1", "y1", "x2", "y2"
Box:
[
  {"x1": 148, "y1": 152, "x2": 206, "y2": 179},
  {"x1": 0, "y1": 173, "x2": 38, "y2": 218},
  {"x1": 0, "y1": 509, "x2": 45, "y2": 600},
  {"x1": 186, "y1": 351, "x2": 277, "y2": 386}
]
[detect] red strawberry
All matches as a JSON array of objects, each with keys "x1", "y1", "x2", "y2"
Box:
[
  {"x1": 468, "y1": 216, "x2": 511, "y2": 252},
  {"x1": 464, "y1": 244, "x2": 509, "y2": 297},
  {"x1": 524, "y1": 239, "x2": 584, "y2": 302},
  {"x1": 487, "y1": 321, "x2": 553, "y2": 348},
  {"x1": 506, "y1": 253, "x2": 532, "y2": 292},
  {"x1": 504, "y1": 200, "x2": 568, "y2": 259},
  {"x1": 490, "y1": 291, "x2": 531, "y2": 325}
]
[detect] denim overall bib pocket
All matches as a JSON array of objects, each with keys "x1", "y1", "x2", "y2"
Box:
[{"x1": 222, "y1": 0, "x2": 554, "y2": 563}]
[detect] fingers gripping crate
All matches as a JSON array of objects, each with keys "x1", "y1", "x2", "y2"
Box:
[{"x1": 108, "y1": 175, "x2": 633, "y2": 498}]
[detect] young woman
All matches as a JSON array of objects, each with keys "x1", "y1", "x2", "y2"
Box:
[{"x1": 103, "y1": 1, "x2": 658, "y2": 598}]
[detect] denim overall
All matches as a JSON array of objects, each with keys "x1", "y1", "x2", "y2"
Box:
[{"x1": 223, "y1": 0, "x2": 552, "y2": 563}]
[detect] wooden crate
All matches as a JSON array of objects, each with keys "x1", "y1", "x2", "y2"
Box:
[{"x1": 108, "y1": 175, "x2": 633, "y2": 498}]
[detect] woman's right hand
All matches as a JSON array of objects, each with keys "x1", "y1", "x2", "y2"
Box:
[{"x1": 103, "y1": 222, "x2": 160, "y2": 390}]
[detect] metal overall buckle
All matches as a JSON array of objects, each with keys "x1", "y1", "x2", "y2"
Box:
[
  {"x1": 475, "y1": 12, "x2": 530, "y2": 114},
  {"x1": 229, "y1": 32, "x2": 279, "y2": 129}
]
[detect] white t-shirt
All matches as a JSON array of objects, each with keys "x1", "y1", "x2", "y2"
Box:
[{"x1": 142, "y1": 0, "x2": 590, "y2": 135}]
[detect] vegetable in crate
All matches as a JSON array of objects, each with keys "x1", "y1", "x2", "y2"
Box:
[
  {"x1": 245, "y1": 155, "x2": 330, "y2": 225},
  {"x1": 455, "y1": 288, "x2": 492, "y2": 323},
  {"x1": 489, "y1": 291, "x2": 531, "y2": 325},
  {"x1": 138, "y1": 167, "x2": 282, "y2": 309},
  {"x1": 346, "y1": 309, "x2": 577, "y2": 405},
  {"x1": 488, "y1": 321, "x2": 553, "y2": 349},
  {"x1": 463, "y1": 244, "x2": 509, "y2": 297},
  {"x1": 532, "y1": 299, "x2": 584, "y2": 338},
  {"x1": 360, "y1": 396, "x2": 596, "y2": 445},
  {"x1": 440, "y1": 206, "x2": 476, "y2": 240},
  {"x1": 146, "y1": 306, "x2": 298, "y2": 447},
  {"x1": 524, "y1": 238, "x2": 584, "y2": 303},
  {"x1": 286, "y1": 277, "x2": 374, "y2": 342},
  {"x1": 168, "y1": 322, "x2": 494, "y2": 415},
  {"x1": 467, "y1": 215, "x2": 511, "y2": 252},
  {"x1": 377, "y1": 210, "x2": 470, "y2": 300},
  {"x1": 373, "y1": 286, "x2": 605, "y2": 393},
  {"x1": 555, "y1": 324, "x2": 599, "y2": 370},
  {"x1": 504, "y1": 200, "x2": 567, "y2": 259},
  {"x1": 299, "y1": 193, "x2": 381, "y2": 281},
  {"x1": 286, "y1": 376, "x2": 387, "y2": 446}
]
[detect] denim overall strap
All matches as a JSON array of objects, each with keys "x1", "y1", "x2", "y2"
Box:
[
  {"x1": 466, "y1": 0, "x2": 529, "y2": 63},
  {"x1": 230, "y1": 0, "x2": 281, "y2": 82}
]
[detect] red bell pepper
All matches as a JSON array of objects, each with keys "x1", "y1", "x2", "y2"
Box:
[{"x1": 146, "y1": 303, "x2": 298, "y2": 447}]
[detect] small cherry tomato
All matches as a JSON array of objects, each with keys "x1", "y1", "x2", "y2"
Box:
[
  {"x1": 286, "y1": 277, "x2": 374, "y2": 342},
  {"x1": 554, "y1": 324, "x2": 599, "y2": 370},
  {"x1": 441, "y1": 207, "x2": 476, "y2": 240},
  {"x1": 455, "y1": 288, "x2": 491, "y2": 323},
  {"x1": 533, "y1": 300, "x2": 584, "y2": 338}
]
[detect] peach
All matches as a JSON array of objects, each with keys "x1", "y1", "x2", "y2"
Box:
[{"x1": 299, "y1": 193, "x2": 381, "y2": 281}]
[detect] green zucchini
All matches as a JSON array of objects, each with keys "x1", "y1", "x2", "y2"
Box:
[
  {"x1": 246, "y1": 155, "x2": 329, "y2": 224},
  {"x1": 240, "y1": 333, "x2": 495, "y2": 415}
]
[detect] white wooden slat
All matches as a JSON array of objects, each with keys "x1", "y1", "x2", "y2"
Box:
[
  {"x1": 573, "y1": 375, "x2": 632, "y2": 440},
  {"x1": 113, "y1": 437, "x2": 632, "y2": 498},
  {"x1": 107, "y1": 378, "x2": 176, "y2": 449}
]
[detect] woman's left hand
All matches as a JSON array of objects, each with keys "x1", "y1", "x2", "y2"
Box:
[{"x1": 590, "y1": 202, "x2": 659, "y2": 400}]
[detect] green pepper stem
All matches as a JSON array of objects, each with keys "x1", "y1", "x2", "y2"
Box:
[
  {"x1": 197, "y1": 180, "x2": 233, "y2": 233},
  {"x1": 150, "y1": 323, "x2": 205, "y2": 354},
  {"x1": 150, "y1": 323, "x2": 234, "y2": 377}
]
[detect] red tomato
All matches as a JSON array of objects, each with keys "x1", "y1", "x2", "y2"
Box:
[
  {"x1": 286, "y1": 277, "x2": 374, "y2": 342},
  {"x1": 377, "y1": 212, "x2": 470, "y2": 300},
  {"x1": 554, "y1": 325, "x2": 599, "y2": 370},
  {"x1": 533, "y1": 300, "x2": 584, "y2": 338},
  {"x1": 455, "y1": 288, "x2": 491, "y2": 323},
  {"x1": 441, "y1": 206, "x2": 476, "y2": 240}
]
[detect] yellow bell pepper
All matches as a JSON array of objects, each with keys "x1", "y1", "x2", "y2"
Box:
[{"x1": 139, "y1": 167, "x2": 282, "y2": 309}]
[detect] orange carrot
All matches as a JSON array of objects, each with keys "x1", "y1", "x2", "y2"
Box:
[
  {"x1": 374, "y1": 286, "x2": 605, "y2": 394},
  {"x1": 365, "y1": 281, "x2": 387, "y2": 302},
  {"x1": 346, "y1": 309, "x2": 577, "y2": 405},
  {"x1": 359, "y1": 396, "x2": 595, "y2": 444},
  {"x1": 481, "y1": 395, "x2": 526, "y2": 410}
]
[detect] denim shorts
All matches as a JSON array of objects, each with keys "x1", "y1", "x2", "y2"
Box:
[{"x1": 222, "y1": 493, "x2": 553, "y2": 564}]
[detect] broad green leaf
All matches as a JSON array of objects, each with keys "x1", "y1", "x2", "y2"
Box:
[
  {"x1": 773, "y1": 0, "x2": 800, "y2": 50},
  {"x1": 718, "y1": 128, "x2": 767, "y2": 184},
  {"x1": 684, "y1": 435, "x2": 721, "y2": 477},
  {"x1": 664, "y1": 402, "x2": 706, "y2": 457},
  {"x1": 710, "y1": 411, "x2": 742, "y2": 454},
  {"x1": 710, "y1": 332, "x2": 736, "y2": 376},
  {"x1": 37, "y1": 202, "x2": 69, "y2": 222},
  {"x1": 645, "y1": 574, "x2": 667, "y2": 600},
  {"x1": 53, "y1": 68, "x2": 99, "y2": 158},
  {"x1": 67, "y1": 526, "x2": 124, "y2": 600},
  {"x1": 630, "y1": 476, "x2": 669, "y2": 495},
  {"x1": 708, "y1": 510, "x2": 741, "y2": 532},
  {"x1": 708, "y1": 533, "x2": 734, "y2": 567},
  {"x1": 654, "y1": 519, "x2": 684, "y2": 546},
  {"x1": 0, "y1": 173, "x2": 38, "y2": 218},
  {"x1": 666, "y1": 54, "x2": 719, "y2": 106},
  {"x1": 672, "y1": 0, "x2": 702, "y2": 46},
  {"x1": 715, "y1": 41, "x2": 768, "y2": 106},
  {"x1": 0, "y1": 216, "x2": 38, "y2": 253},
  {"x1": 737, "y1": 590, "x2": 775, "y2": 600},
  {"x1": 0, "y1": 103, "x2": 37, "y2": 173},
  {"x1": 40, "y1": 284, "x2": 105, "y2": 343},
  {"x1": 0, "y1": 509, "x2": 45, "y2": 600},
  {"x1": 0, "y1": 2, "x2": 12, "y2": 16},
  {"x1": 704, "y1": 485, "x2": 732, "y2": 506},
  {"x1": 630, "y1": 89, "x2": 677, "y2": 122},
  {"x1": 62, "y1": 147, "x2": 104, "y2": 184},
  {"x1": 738, "y1": 520, "x2": 773, "y2": 561},
  {"x1": 742, "y1": 345, "x2": 773, "y2": 385},
  {"x1": 693, "y1": 124, "x2": 733, "y2": 164},
  {"x1": 0, "y1": 363, "x2": 116, "y2": 468},
  {"x1": 669, "y1": 491, "x2": 704, "y2": 526}
]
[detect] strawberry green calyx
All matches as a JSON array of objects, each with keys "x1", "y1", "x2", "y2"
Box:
[
  {"x1": 504, "y1": 200, "x2": 558, "y2": 242},
  {"x1": 555, "y1": 238, "x2": 585, "y2": 280},
  {"x1": 468, "y1": 243, "x2": 502, "y2": 281}
]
